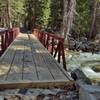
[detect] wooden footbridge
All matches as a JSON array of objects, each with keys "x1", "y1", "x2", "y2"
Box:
[{"x1": 0, "y1": 28, "x2": 73, "y2": 89}]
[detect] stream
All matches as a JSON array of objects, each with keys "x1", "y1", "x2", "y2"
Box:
[{"x1": 66, "y1": 51, "x2": 100, "y2": 85}]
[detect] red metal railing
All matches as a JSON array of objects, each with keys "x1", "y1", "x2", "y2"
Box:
[
  {"x1": 0, "y1": 27, "x2": 20, "y2": 56},
  {"x1": 33, "y1": 28, "x2": 67, "y2": 70}
]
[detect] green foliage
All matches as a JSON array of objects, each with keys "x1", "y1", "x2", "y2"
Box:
[
  {"x1": 0, "y1": 0, "x2": 25, "y2": 27},
  {"x1": 24, "y1": 0, "x2": 35, "y2": 29},
  {"x1": 0, "y1": 0, "x2": 96, "y2": 36},
  {"x1": 97, "y1": 0, "x2": 100, "y2": 2},
  {"x1": 40, "y1": 0, "x2": 51, "y2": 28},
  {"x1": 49, "y1": 0, "x2": 63, "y2": 31},
  {"x1": 11, "y1": 0, "x2": 25, "y2": 26},
  {"x1": 23, "y1": 0, "x2": 63, "y2": 31},
  {"x1": 0, "y1": 0, "x2": 7, "y2": 27},
  {"x1": 73, "y1": 0, "x2": 91, "y2": 35}
]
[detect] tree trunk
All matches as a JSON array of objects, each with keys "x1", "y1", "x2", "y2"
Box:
[
  {"x1": 89, "y1": 0, "x2": 97, "y2": 39},
  {"x1": 61, "y1": 0, "x2": 76, "y2": 37},
  {"x1": 7, "y1": 0, "x2": 12, "y2": 28},
  {"x1": 61, "y1": 0, "x2": 76, "y2": 46},
  {"x1": 61, "y1": 0, "x2": 68, "y2": 38},
  {"x1": 89, "y1": 0, "x2": 100, "y2": 39},
  {"x1": 95, "y1": 2, "x2": 100, "y2": 34}
]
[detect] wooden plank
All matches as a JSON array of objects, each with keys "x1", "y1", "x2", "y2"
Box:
[
  {"x1": 32, "y1": 54, "x2": 54, "y2": 80},
  {"x1": 44, "y1": 52, "x2": 72, "y2": 80},
  {"x1": 29, "y1": 34, "x2": 71, "y2": 80},
  {"x1": 0, "y1": 33, "x2": 73, "y2": 89},
  {"x1": 5, "y1": 34, "x2": 26, "y2": 81},
  {"x1": 23, "y1": 34, "x2": 38, "y2": 80},
  {"x1": 33, "y1": 34, "x2": 72, "y2": 80},
  {"x1": 41, "y1": 53, "x2": 68, "y2": 80},
  {"x1": 32, "y1": 52, "x2": 54, "y2": 80},
  {"x1": 28, "y1": 34, "x2": 55, "y2": 80},
  {"x1": 0, "y1": 36, "x2": 21, "y2": 80},
  {"x1": 6, "y1": 50, "x2": 24, "y2": 81},
  {"x1": 0, "y1": 80, "x2": 74, "y2": 89},
  {"x1": 6, "y1": 34, "x2": 37, "y2": 81},
  {"x1": 0, "y1": 34, "x2": 25, "y2": 81}
]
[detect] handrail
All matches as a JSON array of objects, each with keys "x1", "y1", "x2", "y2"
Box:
[
  {"x1": 33, "y1": 28, "x2": 67, "y2": 70},
  {"x1": 0, "y1": 27, "x2": 20, "y2": 56}
]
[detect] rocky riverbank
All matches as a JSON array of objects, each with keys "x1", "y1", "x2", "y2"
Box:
[{"x1": 0, "y1": 87, "x2": 79, "y2": 100}]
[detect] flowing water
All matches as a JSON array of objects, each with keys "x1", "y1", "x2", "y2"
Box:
[{"x1": 66, "y1": 51, "x2": 100, "y2": 85}]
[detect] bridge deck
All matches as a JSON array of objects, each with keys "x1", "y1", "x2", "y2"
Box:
[{"x1": 0, "y1": 33, "x2": 73, "y2": 89}]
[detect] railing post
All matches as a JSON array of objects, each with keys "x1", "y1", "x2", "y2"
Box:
[
  {"x1": 51, "y1": 38, "x2": 54, "y2": 55},
  {"x1": 1, "y1": 34, "x2": 5, "y2": 53},
  {"x1": 32, "y1": 28, "x2": 67, "y2": 70},
  {"x1": 5, "y1": 30, "x2": 9, "y2": 48},
  {"x1": 61, "y1": 42, "x2": 67, "y2": 70},
  {"x1": 58, "y1": 42, "x2": 61, "y2": 63},
  {"x1": 45, "y1": 34, "x2": 50, "y2": 49}
]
